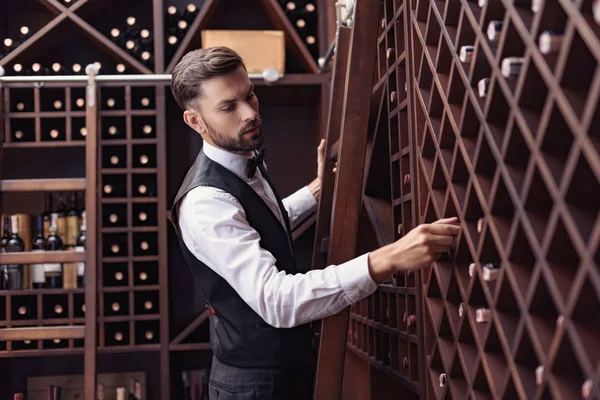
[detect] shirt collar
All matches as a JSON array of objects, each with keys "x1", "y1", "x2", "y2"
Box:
[{"x1": 202, "y1": 140, "x2": 254, "y2": 182}]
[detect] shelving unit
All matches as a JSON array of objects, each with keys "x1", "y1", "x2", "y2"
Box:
[{"x1": 1, "y1": 0, "x2": 331, "y2": 398}]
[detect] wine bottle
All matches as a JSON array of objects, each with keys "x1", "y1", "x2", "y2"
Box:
[
  {"x1": 125, "y1": 17, "x2": 141, "y2": 39},
  {"x1": 176, "y1": 20, "x2": 189, "y2": 39},
  {"x1": 134, "y1": 381, "x2": 142, "y2": 400},
  {"x1": 141, "y1": 51, "x2": 153, "y2": 66},
  {"x1": 19, "y1": 26, "x2": 31, "y2": 43},
  {"x1": 116, "y1": 63, "x2": 127, "y2": 74},
  {"x1": 167, "y1": 35, "x2": 178, "y2": 48},
  {"x1": 72, "y1": 63, "x2": 82, "y2": 74},
  {"x1": 539, "y1": 30, "x2": 563, "y2": 54},
  {"x1": 66, "y1": 192, "x2": 81, "y2": 248},
  {"x1": 140, "y1": 29, "x2": 153, "y2": 50},
  {"x1": 45, "y1": 213, "x2": 64, "y2": 289},
  {"x1": 459, "y1": 45, "x2": 474, "y2": 63},
  {"x1": 117, "y1": 387, "x2": 126, "y2": 400},
  {"x1": 6, "y1": 215, "x2": 25, "y2": 290},
  {"x1": 31, "y1": 216, "x2": 46, "y2": 289},
  {"x1": 3, "y1": 38, "x2": 15, "y2": 55},
  {"x1": 52, "y1": 63, "x2": 67, "y2": 75},
  {"x1": 12, "y1": 63, "x2": 24, "y2": 76},
  {"x1": 166, "y1": 6, "x2": 181, "y2": 27},
  {"x1": 478, "y1": 78, "x2": 490, "y2": 98},
  {"x1": 14, "y1": 393, "x2": 24, "y2": 400},
  {"x1": 184, "y1": 3, "x2": 198, "y2": 22},
  {"x1": 31, "y1": 62, "x2": 42, "y2": 75},
  {"x1": 501, "y1": 57, "x2": 525, "y2": 78},
  {"x1": 182, "y1": 371, "x2": 191, "y2": 400},
  {"x1": 129, "y1": 378, "x2": 136, "y2": 400},
  {"x1": 486, "y1": 21, "x2": 503, "y2": 42},
  {"x1": 12, "y1": 130, "x2": 25, "y2": 141},
  {"x1": 56, "y1": 193, "x2": 67, "y2": 244},
  {"x1": 76, "y1": 210, "x2": 86, "y2": 288},
  {"x1": 111, "y1": 28, "x2": 126, "y2": 48},
  {"x1": 43, "y1": 193, "x2": 53, "y2": 238}
]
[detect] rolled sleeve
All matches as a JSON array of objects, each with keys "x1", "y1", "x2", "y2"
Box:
[{"x1": 333, "y1": 253, "x2": 379, "y2": 304}]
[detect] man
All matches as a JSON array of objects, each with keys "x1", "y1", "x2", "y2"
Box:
[{"x1": 169, "y1": 47, "x2": 460, "y2": 399}]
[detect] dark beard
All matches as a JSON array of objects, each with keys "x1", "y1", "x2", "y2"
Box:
[{"x1": 204, "y1": 118, "x2": 263, "y2": 153}]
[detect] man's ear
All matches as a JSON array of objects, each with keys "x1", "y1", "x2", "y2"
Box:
[{"x1": 183, "y1": 109, "x2": 206, "y2": 135}]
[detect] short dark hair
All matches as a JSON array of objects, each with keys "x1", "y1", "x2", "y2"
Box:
[{"x1": 171, "y1": 47, "x2": 246, "y2": 110}]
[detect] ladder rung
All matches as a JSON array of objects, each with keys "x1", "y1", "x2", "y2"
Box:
[{"x1": 0, "y1": 326, "x2": 85, "y2": 341}]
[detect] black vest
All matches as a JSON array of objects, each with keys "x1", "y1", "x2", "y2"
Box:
[{"x1": 170, "y1": 151, "x2": 314, "y2": 368}]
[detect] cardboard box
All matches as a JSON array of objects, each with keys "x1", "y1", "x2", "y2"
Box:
[{"x1": 201, "y1": 30, "x2": 285, "y2": 74}]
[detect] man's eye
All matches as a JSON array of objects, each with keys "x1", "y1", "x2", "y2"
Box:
[{"x1": 222, "y1": 105, "x2": 235, "y2": 112}]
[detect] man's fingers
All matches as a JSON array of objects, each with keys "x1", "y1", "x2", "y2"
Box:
[
  {"x1": 426, "y1": 234, "x2": 456, "y2": 246},
  {"x1": 432, "y1": 245, "x2": 452, "y2": 253},
  {"x1": 432, "y1": 217, "x2": 459, "y2": 225},
  {"x1": 427, "y1": 223, "x2": 461, "y2": 236}
]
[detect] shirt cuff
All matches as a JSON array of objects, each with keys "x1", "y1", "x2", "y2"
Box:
[
  {"x1": 294, "y1": 186, "x2": 318, "y2": 212},
  {"x1": 334, "y1": 253, "x2": 379, "y2": 304}
]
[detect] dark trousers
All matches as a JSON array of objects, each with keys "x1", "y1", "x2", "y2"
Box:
[{"x1": 208, "y1": 355, "x2": 315, "y2": 400}]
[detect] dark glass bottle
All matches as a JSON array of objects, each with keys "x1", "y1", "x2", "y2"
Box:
[
  {"x1": 43, "y1": 193, "x2": 53, "y2": 238},
  {"x1": 56, "y1": 193, "x2": 67, "y2": 245},
  {"x1": 31, "y1": 216, "x2": 46, "y2": 289},
  {"x1": 6, "y1": 215, "x2": 25, "y2": 290},
  {"x1": 66, "y1": 191, "x2": 80, "y2": 248},
  {"x1": 45, "y1": 213, "x2": 63, "y2": 288},
  {"x1": 0, "y1": 215, "x2": 11, "y2": 290},
  {"x1": 76, "y1": 211, "x2": 86, "y2": 288}
]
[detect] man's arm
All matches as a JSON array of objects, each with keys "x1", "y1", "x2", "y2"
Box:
[{"x1": 178, "y1": 186, "x2": 379, "y2": 329}]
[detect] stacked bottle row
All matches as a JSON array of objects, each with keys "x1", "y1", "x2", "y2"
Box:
[
  {"x1": 0, "y1": 192, "x2": 86, "y2": 290},
  {"x1": 278, "y1": 1, "x2": 319, "y2": 59}
]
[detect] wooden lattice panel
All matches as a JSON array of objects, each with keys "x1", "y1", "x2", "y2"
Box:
[{"x1": 408, "y1": 0, "x2": 600, "y2": 397}]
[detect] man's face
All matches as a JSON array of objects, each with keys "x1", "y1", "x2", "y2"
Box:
[{"x1": 192, "y1": 66, "x2": 262, "y2": 153}]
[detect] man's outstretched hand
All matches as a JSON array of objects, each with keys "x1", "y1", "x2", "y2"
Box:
[{"x1": 368, "y1": 217, "x2": 461, "y2": 284}]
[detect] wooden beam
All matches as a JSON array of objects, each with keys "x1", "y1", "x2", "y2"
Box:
[
  {"x1": 0, "y1": 326, "x2": 85, "y2": 341},
  {"x1": 0, "y1": 178, "x2": 86, "y2": 192},
  {"x1": 313, "y1": 0, "x2": 381, "y2": 397},
  {"x1": 0, "y1": 250, "x2": 85, "y2": 265},
  {"x1": 170, "y1": 310, "x2": 209, "y2": 345}
]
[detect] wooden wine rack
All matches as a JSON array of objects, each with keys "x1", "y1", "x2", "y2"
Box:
[
  {"x1": 409, "y1": 0, "x2": 600, "y2": 396},
  {"x1": 0, "y1": 0, "x2": 332, "y2": 398}
]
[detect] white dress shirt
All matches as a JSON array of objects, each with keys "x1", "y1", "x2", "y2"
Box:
[{"x1": 178, "y1": 141, "x2": 378, "y2": 328}]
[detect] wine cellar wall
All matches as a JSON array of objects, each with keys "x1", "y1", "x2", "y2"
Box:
[{"x1": 0, "y1": 0, "x2": 329, "y2": 398}]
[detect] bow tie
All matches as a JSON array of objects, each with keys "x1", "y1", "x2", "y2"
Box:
[{"x1": 246, "y1": 147, "x2": 266, "y2": 180}]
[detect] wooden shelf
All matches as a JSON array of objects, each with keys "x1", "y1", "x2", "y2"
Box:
[
  {"x1": 0, "y1": 178, "x2": 86, "y2": 192},
  {"x1": 3, "y1": 141, "x2": 86, "y2": 149},
  {"x1": 0, "y1": 250, "x2": 85, "y2": 264},
  {"x1": 0, "y1": 326, "x2": 85, "y2": 341},
  {"x1": 168, "y1": 343, "x2": 211, "y2": 352}
]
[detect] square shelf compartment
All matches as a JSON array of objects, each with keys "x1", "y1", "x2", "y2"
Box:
[
  {"x1": 104, "y1": 321, "x2": 130, "y2": 346},
  {"x1": 135, "y1": 319, "x2": 160, "y2": 345},
  {"x1": 103, "y1": 232, "x2": 128, "y2": 258},
  {"x1": 132, "y1": 203, "x2": 158, "y2": 227},
  {"x1": 40, "y1": 88, "x2": 66, "y2": 112},
  {"x1": 132, "y1": 173, "x2": 157, "y2": 197},
  {"x1": 42, "y1": 294, "x2": 69, "y2": 319},
  {"x1": 8, "y1": 89, "x2": 34, "y2": 113},
  {"x1": 131, "y1": 87, "x2": 156, "y2": 110},
  {"x1": 133, "y1": 232, "x2": 158, "y2": 256},
  {"x1": 102, "y1": 145, "x2": 127, "y2": 169},
  {"x1": 11, "y1": 295, "x2": 37, "y2": 321},
  {"x1": 101, "y1": 116, "x2": 126, "y2": 140},
  {"x1": 104, "y1": 291, "x2": 130, "y2": 316},
  {"x1": 8, "y1": 118, "x2": 35, "y2": 143},
  {"x1": 101, "y1": 87, "x2": 126, "y2": 111},
  {"x1": 102, "y1": 203, "x2": 127, "y2": 228},
  {"x1": 103, "y1": 262, "x2": 129, "y2": 287},
  {"x1": 132, "y1": 144, "x2": 157, "y2": 168},
  {"x1": 71, "y1": 117, "x2": 87, "y2": 141},
  {"x1": 132, "y1": 116, "x2": 156, "y2": 139},
  {"x1": 133, "y1": 261, "x2": 159, "y2": 286},
  {"x1": 102, "y1": 174, "x2": 127, "y2": 198},
  {"x1": 41, "y1": 118, "x2": 67, "y2": 142},
  {"x1": 134, "y1": 290, "x2": 159, "y2": 315}
]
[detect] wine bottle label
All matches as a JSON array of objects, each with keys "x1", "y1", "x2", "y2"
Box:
[
  {"x1": 477, "y1": 78, "x2": 490, "y2": 98},
  {"x1": 31, "y1": 250, "x2": 46, "y2": 284},
  {"x1": 501, "y1": 57, "x2": 525, "y2": 78},
  {"x1": 63, "y1": 263, "x2": 78, "y2": 289},
  {"x1": 57, "y1": 216, "x2": 67, "y2": 244},
  {"x1": 459, "y1": 45, "x2": 474, "y2": 63},
  {"x1": 475, "y1": 308, "x2": 490, "y2": 323},
  {"x1": 468, "y1": 262, "x2": 476, "y2": 277},
  {"x1": 45, "y1": 263, "x2": 62, "y2": 273},
  {"x1": 43, "y1": 219, "x2": 50, "y2": 239},
  {"x1": 486, "y1": 21, "x2": 503, "y2": 41},
  {"x1": 67, "y1": 215, "x2": 80, "y2": 247},
  {"x1": 535, "y1": 365, "x2": 544, "y2": 385},
  {"x1": 539, "y1": 31, "x2": 562, "y2": 54},
  {"x1": 75, "y1": 246, "x2": 85, "y2": 277},
  {"x1": 482, "y1": 267, "x2": 500, "y2": 281}
]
